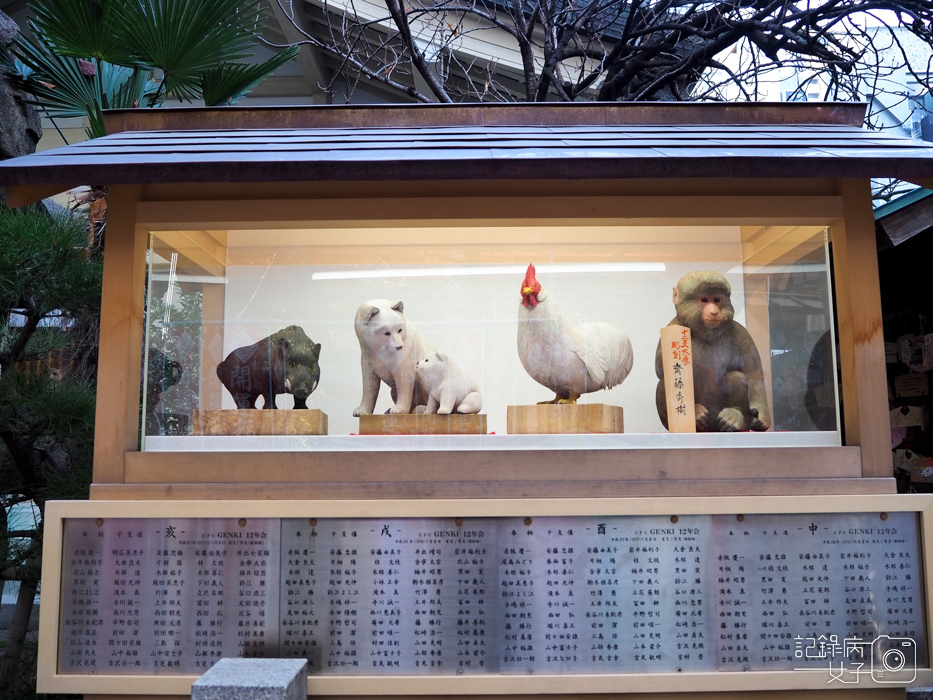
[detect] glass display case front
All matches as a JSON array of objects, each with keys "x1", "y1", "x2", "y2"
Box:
[{"x1": 142, "y1": 223, "x2": 839, "y2": 451}]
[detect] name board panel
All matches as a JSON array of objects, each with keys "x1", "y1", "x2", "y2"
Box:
[
  {"x1": 60, "y1": 517, "x2": 280, "y2": 674},
  {"x1": 57, "y1": 512, "x2": 924, "y2": 677},
  {"x1": 711, "y1": 513, "x2": 924, "y2": 672}
]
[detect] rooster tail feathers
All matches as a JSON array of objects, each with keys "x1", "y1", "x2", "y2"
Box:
[{"x1": 575, "y1": 323, "x2": 634, "y2": 390}]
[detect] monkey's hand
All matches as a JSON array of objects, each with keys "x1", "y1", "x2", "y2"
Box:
[
  {"x1": 748, "y1": 405, "x2": 771, "y2": 432},
  {"x1": 695, "y1": 404, "x2": 711, "y2": 432},
  {"x1": 715, "y1": 407, "x2": 747, "y2": 432}
]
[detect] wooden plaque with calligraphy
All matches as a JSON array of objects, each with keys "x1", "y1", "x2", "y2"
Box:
[{"x1": 660, "y1": 324, "x2": 696, "y2": 433}]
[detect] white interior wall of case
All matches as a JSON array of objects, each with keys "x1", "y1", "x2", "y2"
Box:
[{"x1": 215, "y1": 226, "x2": 750, "y2": 436}]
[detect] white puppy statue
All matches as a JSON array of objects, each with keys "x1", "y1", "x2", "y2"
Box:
[
  {"x1": 415, "y1": 351, "x2": 483, "y2": 415},
  {"x1": 352, "y1": 299, "x2": 433, "y2": 415}
]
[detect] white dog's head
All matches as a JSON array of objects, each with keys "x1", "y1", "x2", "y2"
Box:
[{"x1": 354, "y1": 299, "x2": 408, "y2": 352}]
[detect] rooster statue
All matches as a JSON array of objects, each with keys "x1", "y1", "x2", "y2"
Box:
[{"x1": 517, "y1": 263, "x2": 634, "y2": 403}]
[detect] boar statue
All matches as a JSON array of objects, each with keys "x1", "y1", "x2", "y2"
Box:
[{"x1": 217, "y1": 325, "x2": 321, "y2": 409}]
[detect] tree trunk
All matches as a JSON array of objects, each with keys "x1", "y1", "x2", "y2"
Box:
[
  {"x1": 0, "y1": 507, "x2": 7, "y2": 576},
  {"x1": 0, "y1": 574, "x2": 38, "y2": 688}
]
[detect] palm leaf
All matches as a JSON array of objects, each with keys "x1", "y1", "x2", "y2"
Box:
[
  {"x1": 117, "y1": 68, "x2": 159, "y2": 110},
  {"x1": 0, "y1": 44, "x2": 33, "y2": 81},
  {"x1": 28, "y1": 0, "x2": 136, "y2": 65},
  {"x1": 10, "y1": 34, "x2": 156, "y2": 138},
  {"x1": 200, "y1": 47, "x2": 300, "y2": 105},
  {"x1": 11, "y1": 33, "x2": 104, "y2": 129},
  {"x1": 99, "y1": 62, "x2": 159, "y2": 110},
  {"x1": 7, "y1": 0, "x2": 295, "y2": 137},
  {"x1": 112, "y1": 0, "x2": 273, "y2": 102}
]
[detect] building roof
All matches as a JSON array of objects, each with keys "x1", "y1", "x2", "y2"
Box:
[
  {"x1": 2, "y1": 102, "x2": 933, "y2": 187},
  {"x1": 875, "y1": 187, "x2": 933, "y2": 247}
]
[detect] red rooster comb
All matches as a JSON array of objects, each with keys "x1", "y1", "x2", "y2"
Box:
[{"x1": 521, "y1": 263, "x2": 540, "y2": 308}]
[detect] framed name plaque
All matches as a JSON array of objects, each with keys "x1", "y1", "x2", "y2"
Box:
[{"x1": 38, "y1": 496, "x2": 933, "y2": 696}]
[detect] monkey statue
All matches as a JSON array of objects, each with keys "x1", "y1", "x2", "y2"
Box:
[{"x1": 655, "y1": 271, "x2": 771, "y2": 432}]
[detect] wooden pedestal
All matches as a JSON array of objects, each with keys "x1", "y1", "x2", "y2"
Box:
[
  {"x1": 359, "y1": 414, "x2": 487, "y2": 435},
  {"x1": 507, "y1": 403, "x2": 624, "y2": 434},
  {"x1": 192, "y1": 409, "x2": 328, "y2": 436}
]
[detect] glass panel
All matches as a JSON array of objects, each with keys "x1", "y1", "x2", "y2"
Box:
[
  {"x1": 141, "y1": 224, "x2": 839, "y2": 450},
  {"x1": 741, "y1": 226, "x2": 840, "y2": 433}
]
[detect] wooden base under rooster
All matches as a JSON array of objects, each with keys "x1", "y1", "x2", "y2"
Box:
[{"x1": 507, "y1": 403, "x2": 624, "y2": 434}]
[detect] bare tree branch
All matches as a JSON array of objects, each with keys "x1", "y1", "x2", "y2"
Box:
[{"x1": 269, "y1": 0, "x2": 933, "y2": 105}]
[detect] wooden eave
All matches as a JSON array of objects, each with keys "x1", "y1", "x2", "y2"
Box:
[{"x1": 2, "y1": 102, "x2": 933, "y2": 193}]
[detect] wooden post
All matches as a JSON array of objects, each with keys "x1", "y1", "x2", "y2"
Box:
[
  {"x1": 93, "y1": 185, "x2": 144, "y2": 485},
  {"x1": 659, "y1": 324, "x2": 696, "y2": 433},
  {"x1": 835, "y1": 179, "x2": 891, "y2": 477}
]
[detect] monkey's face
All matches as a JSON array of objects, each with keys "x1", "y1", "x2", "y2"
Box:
[
  {"x1": 674, "y1": 276, "x2": 734, "y2": 338},
  {"x1": 697, "y1": 293, "x2": 729, "y2": 328}
]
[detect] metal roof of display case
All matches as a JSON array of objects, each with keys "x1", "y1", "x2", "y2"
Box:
[{"x1": 2, "y1": 102, "x2": 933, "y2": 189}]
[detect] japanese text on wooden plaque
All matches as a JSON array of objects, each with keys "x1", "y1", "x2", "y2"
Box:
[{"x1": 660, "y1": 324, "x2": 696, "y2": 433}]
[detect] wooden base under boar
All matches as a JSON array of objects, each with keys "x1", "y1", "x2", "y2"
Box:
[
  {"x1": 359, "y1": 414, "x2": 487, "y2": 435},
  {"x1": 507, "y1": 404, "x2": 624, "y2": 434},
  {"x1": 192, "y1": 409, "x2": 328, "y2": 436}
]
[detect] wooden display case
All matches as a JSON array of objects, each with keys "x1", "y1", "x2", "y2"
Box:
[{"x1": 101, "y1": 173, "x2": 881, "y2": 499}]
